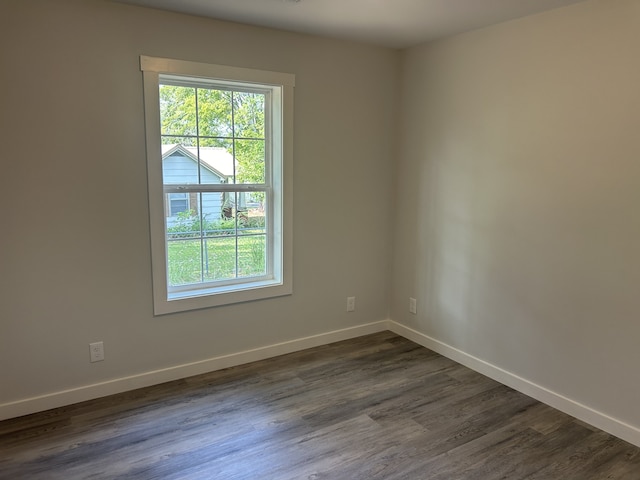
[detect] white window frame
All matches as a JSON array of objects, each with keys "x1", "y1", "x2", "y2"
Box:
[{"x1": 141, "y1": 56, "x2": 294, "y2": 315}]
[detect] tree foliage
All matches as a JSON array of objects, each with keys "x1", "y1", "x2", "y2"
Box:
[{"x1": 159, "y1": 85, "x2": 265, "y2": 185}]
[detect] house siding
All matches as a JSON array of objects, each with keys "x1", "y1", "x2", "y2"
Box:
[{"x1": 163, "y1": 152, "x2": 225, "y2": 226}]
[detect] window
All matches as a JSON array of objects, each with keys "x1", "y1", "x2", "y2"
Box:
[
  {"x1": 141, "y1": 56, "x2": 294, "y2": 314},
  {"x1": 168, "y1": 192, "x2": 189, "y2": 216}
]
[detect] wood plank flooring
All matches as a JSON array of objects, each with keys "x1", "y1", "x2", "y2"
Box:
[{"x1": 1, "y1": 332, "x2": 639, "y2": 479}]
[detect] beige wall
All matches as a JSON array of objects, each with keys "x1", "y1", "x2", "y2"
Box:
[
  {"x1": 0, "y1": 0, "x2": 397, "y2": 406},
  {"x1": 392, "y1": 0, "x2": 640, "y2": 428}
]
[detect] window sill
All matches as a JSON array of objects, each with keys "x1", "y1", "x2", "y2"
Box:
[{"x1": 154, "y1": 279, "x2": 292, "y2": 315}]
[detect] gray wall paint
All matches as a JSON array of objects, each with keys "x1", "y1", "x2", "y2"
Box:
[
  {"x1": 3, "y1": 0, "x2": 640, "y2": 436},
  {"x1": 0, "y1": 0, "x2": 397, "y2": 404},
  {"x1": 392, "y1": 0, "x2": 640, "y2": 428}
]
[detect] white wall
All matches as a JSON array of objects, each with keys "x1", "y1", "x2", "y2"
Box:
[
  {"x1": 0, "y1": 0, "x2": 397, "y2": 414},
  {"x1": 392, "y1": 0, "x2": 640, "y2": 438}
]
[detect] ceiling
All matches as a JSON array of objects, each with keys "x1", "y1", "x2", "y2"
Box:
[{"x1": 113, "y1": 0, "x2": 588, "y2": 49}]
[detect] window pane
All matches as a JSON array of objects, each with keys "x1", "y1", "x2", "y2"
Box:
[
  {"x1": 159, "y1": 85, "x2": 197, "y2": 136},
  {"x1": 162, "y1": 139, "x2": 200, "y2": 185},
  {"x1": 233, "y1": 92, "x2": 265, "y2": 139},
  {"x1": 239, "y1": 194, "x2": 266, "y2": 236},
  {"x1": 203, "y1": 237, "x2": 237, "y2": 281},
  {"x1": 197, "y1": 138, "x2": 234, "y2": 185},
  {"x1": 162, "y1": 140, "x2": 234, "y2": 186},
  {"x1": 238, "y1": 235, "x2": 266, "y2": 278},
  {"x1": 198, "y1": 88, "x2": 233, "y2": 138},
  {"x1": 218, "y1": 191, "x2": 237, "y2": 227},
  {"x1": 165, "y1": 192, "x2": 201, "y2": 238},
  {"x1": 167, "y1": 239, "x2": 202, "y2": 286},
  {"x1": 235, "y1": 139, "x2": 265, "y2": 184},
  {"x1": 200, "y1": 192, "x2": 230, "y2": 237}
]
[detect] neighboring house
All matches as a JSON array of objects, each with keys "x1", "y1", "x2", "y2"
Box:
[{"x1": 162, "y1": 144, "x2": 238, "y2": 227}]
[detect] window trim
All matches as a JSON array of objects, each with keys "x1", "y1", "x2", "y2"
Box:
[{"x1": 141, "y1": 56, "x2": 294, "y2": 315}]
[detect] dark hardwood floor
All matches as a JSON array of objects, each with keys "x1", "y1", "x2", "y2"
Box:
[{"x1": 1, "y1": 332, "x2": 639, "y2": 479}]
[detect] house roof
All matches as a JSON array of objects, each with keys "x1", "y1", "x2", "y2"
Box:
[{"x1": 162, "y1": 144, "x2": 234, "y2": 178}]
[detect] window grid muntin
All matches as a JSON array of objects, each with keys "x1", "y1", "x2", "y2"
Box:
[{"x1": 160, "y1": 78, "x2": 272, "y2": 293}]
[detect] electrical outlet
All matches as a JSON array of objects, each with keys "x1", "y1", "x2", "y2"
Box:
[
  {"x1": 347, "y1": 296, "x2": 356, "y2": 312},
  {"x1": 409, "y1": 297, "x2": 417, "y2": 315},
  {"x1": 89, "y1": 341, "x2": 104, "y2": 363}
]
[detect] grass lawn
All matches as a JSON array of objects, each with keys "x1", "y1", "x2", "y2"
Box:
[{"x1": 168, "y1": 234, "x2": 266, "y2": 286}]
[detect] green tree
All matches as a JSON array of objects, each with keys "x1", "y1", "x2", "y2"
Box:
[{"x1": 159, "y1": 85, "x2": 265, "y2": 185}]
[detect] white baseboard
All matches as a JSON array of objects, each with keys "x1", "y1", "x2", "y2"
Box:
[
  {"x1": 4, "y1": 318, "x2": 639, "y2": 449},
  {"x1": 387, "y1": 320, "x2": 640, "y2": 448},
  {"x1": 0, "y1": 321, "x2": 388, "y2": 422}
]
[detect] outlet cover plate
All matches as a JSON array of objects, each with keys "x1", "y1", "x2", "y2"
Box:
[
  {"x1": 347, "y1": 296, "x2": 356, "y2": 312},
  {"x1": 90, "y1": 342, "x2": 104, "y2": 362},
  {"x1": 409, "y1": 297, "x2": 417, "y2": 314}
]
